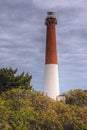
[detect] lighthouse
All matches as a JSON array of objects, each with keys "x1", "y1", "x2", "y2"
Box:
[{"x1": 44, "y1": 12, "x2": 60, "y2": 99}]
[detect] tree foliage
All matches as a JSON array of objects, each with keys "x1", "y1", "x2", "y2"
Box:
[
  {"x1": 0, "y1": 68, "x2": 32, "y2": 93},
  {"x1": 0, "y1": 88, "x2": 87, "y2": 130},
  {"x1": 65, "y1": 89, "x2": 87, "y2": 107},
  {"x1": 0, "y1": 68, "x2": 87, "y2": 129}
]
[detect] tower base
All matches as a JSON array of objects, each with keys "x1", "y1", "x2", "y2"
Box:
[{"x1": 44, "y1": 64, "x2": 59, "y2": 100}]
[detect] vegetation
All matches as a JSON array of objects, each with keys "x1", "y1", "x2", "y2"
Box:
[
  {"x1": 65, "y1": 89, "x2": 87, "y2": 107},
  {"x1": 0, "y1": 68, "x2": 87, "y2": 130},
  {"x1": 0, "y1": 68, "x2": 32, "y2": 93}
]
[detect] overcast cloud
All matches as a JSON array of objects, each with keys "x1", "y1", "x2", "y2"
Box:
[{"x1": 0, "y1": 0, "x2": 87, "y2": 93}]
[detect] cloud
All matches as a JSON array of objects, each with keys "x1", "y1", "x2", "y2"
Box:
[{"x1": 33, "y1": 0, "x2": 87, "y2": 9}]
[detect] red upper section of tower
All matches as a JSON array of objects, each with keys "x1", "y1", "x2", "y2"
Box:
[{"x1": 45, "y1": 12, "x2": 58, "y2": 64}]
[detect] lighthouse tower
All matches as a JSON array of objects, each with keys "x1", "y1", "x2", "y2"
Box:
[{"x1": 44, "y1": 12, "x2": 59, "y2": 99}]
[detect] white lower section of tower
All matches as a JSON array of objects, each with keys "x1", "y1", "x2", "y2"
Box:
[{"x1": 44, "y1": 64, "x2": 59, "y2": 100}]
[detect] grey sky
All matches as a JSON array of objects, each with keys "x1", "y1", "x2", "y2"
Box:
[{"x1": 0, "y1": 0, "x2": 87, "y2": 93}]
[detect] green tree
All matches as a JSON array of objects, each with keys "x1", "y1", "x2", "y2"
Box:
[
  {"x1": 0, "y1": 67, "x2": 87, "y2": 130},
  {"x1": 65, "y1": 89, "x2": 87, "y2": 107},
  {"x1": 0, "y1": 88, "x2": 87, "y2": 130},
  {"x1": 0, "y1": 68, "x2": 32, "y2": 93}
]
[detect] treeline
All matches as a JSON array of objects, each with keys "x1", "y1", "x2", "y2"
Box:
[{"x1": 0, "y1": 68, "x2": 87, "y2": 130}]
